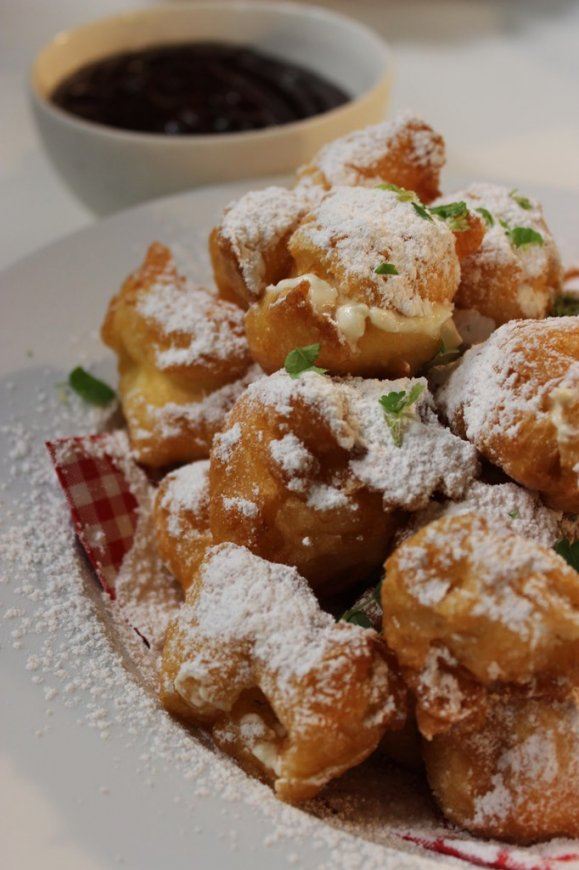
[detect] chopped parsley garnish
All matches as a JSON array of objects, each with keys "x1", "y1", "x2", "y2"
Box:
[
  {"x1": 475, "y1": 207, "x2": 495, "y2": 227},
  {"x1": 375, "y1": 262, "x2": 399, "y2": 276},
  {"x1": 412, "y1": 202, "x2": 433, "y2": 221},
  {"x1": 554, "y1": 538, "x2": 579, "y2": 573},
  {"x1": 499, "y1": 220, "x2": 544, "y2": 249},
  {"x1": 552, "y1": 294, "x2": 579, "y2": 317},
  {"x1": 428, "y1": 201, "x2": 470, "y2": 232},
  {"x1": 509, "y1": 188, "x2": 533, "y2": 210},
  {"x1": 377, "y1": 182, "x2": 418, "y2": 202},
  {"x1": 284, "y1": 343, "x2": 327, "y2": 379},
  {"x1": 379, "y1": 383, "x2": 425, "y2": 447},
  {"x1": 411, "y1": 199, "x2": 470, "y2": 232},
  {"x1": 507, "y1": 226, "x2": 544, "y2": 248},
  {"x1": 340, "y1": 608, "x2": 373, "y2": 628},
  {"x1": 68, "y1": 367, "x2": 116, "y2": 406},
  {"x1": 508, "y1": 509, "x2": 520, "y2": 519}
]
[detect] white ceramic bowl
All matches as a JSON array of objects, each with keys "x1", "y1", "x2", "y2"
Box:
[{"x1": 30, "y1": 1, "x2": 392, "y2": 215}]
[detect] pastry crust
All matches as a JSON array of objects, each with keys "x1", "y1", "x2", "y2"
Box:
[
  {"x1": 101, "y1": 242, "x2": 257, "y2": 466},
  {"x1": 208, "y1": 370, "x2": 477, "y2": 594},
  {"x1": 154, "y1": 460, "x2": 212, "y2": 591},
  {"x1": 210, "y1": 113, "x2": 448, "y2": 311},
  {"x1": 246, "y1": 186, "x2": 482, "y2": 377},
  {"x1": 296, "y1": 112, "x2": 446, "y2": 203},
  {"x1": 159, "y1": 543, "x2": 406, "y2": 803},
  {"x1": 436, "y1": 182, "x2": 562, "y2": 324},
  {"x1": 438, "y1": 317, "x2": 579, "y2": 512},
  {"x1": 382, "y1": 514, "x2": 579, "y2": 737},
  {"x1": 423, "y1": 693, "x2": 579, "y2": 843},
  {"x1": 209, "y1": 186, "x2": 314, "y2": 308}
]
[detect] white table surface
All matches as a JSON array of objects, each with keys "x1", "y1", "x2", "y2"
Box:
[{"x1": 2, "y1": 0, "x2": 579, "y2": 272}]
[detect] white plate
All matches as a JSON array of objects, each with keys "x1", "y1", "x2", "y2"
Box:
[{"x1": 1, "y1": 180, "x2": 578, "y2": 870}]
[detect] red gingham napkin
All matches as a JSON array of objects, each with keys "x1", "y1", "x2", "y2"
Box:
[
  {"x1": 397, "y1": 832, "x2": 579, "y2": 869},
  {"x1": 46, "y1": 433, "x2": 579, "y2": 869},
  {"x1": 46, "y1": 433, "x2": 140, "y2": 597}
]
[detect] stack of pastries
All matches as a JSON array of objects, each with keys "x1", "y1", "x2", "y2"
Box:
[{"x1": 102, "y1": 112, "x2": 579, "y2": 843}]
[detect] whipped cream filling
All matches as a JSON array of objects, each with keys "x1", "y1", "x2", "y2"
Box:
[
  {"x1": 268, "y1": 273, "x2": 454, "y2": 345},
  {"x1": 549, "y1": 386, "x2": 579, "y2": 447},
  {"x1": 175, "y1": 663, "x2": 232, "y2": 711},
  {"x1": 516, "y1": 283, "x2": 549, "y2": 318}
]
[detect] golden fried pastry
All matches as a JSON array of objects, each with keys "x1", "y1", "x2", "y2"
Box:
[
  {"x1": 154, "y1": 460, "x2": 212, "y2": 591},
  {"x1": 296, "y1": 112, "x2": 445, "y2": 204},
  {"x1": 436, "y1": 182, "x2": 562, "y2": 324},
  {"x1": 438, "y1": 317, "x2": 579, "y2": 512},
  {"x1": 209, "y1": 187, "x2": 314, "y2": 308},
  {"x1": 101, "y1": 242, "x2": 259, "y2": 467},
  {"x1": 423, "y1": 692, "x2": 579, "y2": 843},
  {"x1": 395, "y1": 479, "x2": 564, "y2": 549},
  {"x1": 245, "y1": 186, "x2": 483, "y2": 377},
  {"x1": 160, "y1": 543, "x2": 406, "y2": 802},
  {"x1": 209, "y1": 370, "x2": 478, "y2": 594},
  {"x1": 382, "y1": 514, "x2": 579, "y2": 737}
]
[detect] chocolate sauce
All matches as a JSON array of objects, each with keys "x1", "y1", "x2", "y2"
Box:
[{"x1": 51, "y1": 42, "x2": 350, "y2": 135}]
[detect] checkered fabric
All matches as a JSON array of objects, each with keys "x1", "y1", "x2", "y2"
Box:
[
  {"x1": 46, "y1": 435, "x2": 140, "y2": 597},
  {"x1": 397, "y1": 832, "x2": 578, "y2": 868}
]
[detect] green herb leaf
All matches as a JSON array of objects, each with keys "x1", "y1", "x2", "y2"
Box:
[
  {"x1": 507, "y1": 226, "x2": 544, "y2": 248},
  {"x1": 429, "y1": 201, "x2": 470, "y2": 232},
  {"x1": 412, "y1": 202, "x2": 433, "y2": 221},
  {"x1": 373, "y1": 578, "x2": 383, "y2": 605},
  {"x1": 509, "y1": 188, "x2": 533, "y2": 210},
  {"x1": 379, "y1": 390, "x2": 407, "y2": 415},
  {"x1": 375, "y1": 262, "x2": 399, "y2": 276},
  {"x1": 379, "y1": 383, "x2": 425, "y2": 447},
  {"x1": 552, "y1": 294, "x2": 579, "y2": 317},
  {"x1": 426, "y1": 338, "x2": 462, "y2": 369},
  {"x1": 475, "y1": 207, "x2": 495, "y2": 227},
  {"x1": 340, "y1": 608, "x2": 373, "y2": 628},
  {"x1": 508, "y1": 509, "x2": 520, "y2": 519},
  {"x1": 284, "y1": 344, "x2": 327, "y2": 379},
  {"x1": 377, "y1": 182, "x2": 419, "y2": 203},
  {"x1": 499, "y1": 218, "x2": 510, "y2": 230},
  {"x1": 68, "y1": 367, "x2": 116, "y2": 406},
  {"x1": 554, "y1": 538, "x2": 579, "y2": 572}
]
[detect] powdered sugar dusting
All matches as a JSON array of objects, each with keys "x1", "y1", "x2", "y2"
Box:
[
  {"x1": 139, "y1": 362, "x2": 263, "y2": 444},
  {"x1": 290, "y1": 186, "x2": 459, "y2": 317},
  {"x1": 219, "y1": 187, "x2": 312, "y2": 298},
  {"x1": 438, "y1": 317, "x2": 579, "y2": 445},
  {"x1": 160, "y1": 460, "x2": 210, "y2": 537},
  {"x1": 397, "y1": 480, "x2": 563, "y2": 548},
  {"x1": 298, "y1": 112, "x2": 445, "y2": 188},
  {"x1": 436, "y1": 181, "x2": 562, "y2": 316},
  {"x1": 134, "y1": 261, "x2": 248, "y2": 370},
  {"x1": 243, "y1": 370, "x2": 478, "y2": 511}
]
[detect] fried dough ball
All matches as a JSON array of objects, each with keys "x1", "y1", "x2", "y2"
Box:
[
  {"x1": 438, "y1": 317, "x2": 579, "y2": 512},
  {"x1": 160, "y1": 543, "x2": 406, "y2": 802},
  {"x1": 423, "y1": 693, "x2": 579, "y2": 843},
  {"x1": 394, "y1": 479, "x2": 563, "y2": 549},
  {"x1": 245, "y1": 186, "x2": 483, "y2": 377},
  {"x1": 209, "y1": 187, "x2": 315, "y2": 308},
  {"x1": 436, "y1": 183, "x2": 562, "y2": 324},
  {"x1": 382, "y1": 514, "x2": 579, "y2": 737},
  {"x1": 296, "y1": 112, "x2": 445, "y2": 204},
  {"x1": 210, "y1": 114, "x2": 446, "y2": 308},
  {"x1": 101, "y1": 242, "x2": 258, "y2": 467},
  {"x1": 209, "y1": 370, "x2": 478, "y2": 594},
  {"x1": 154, "y1": 460, "x2": 212, "y2": 591}
]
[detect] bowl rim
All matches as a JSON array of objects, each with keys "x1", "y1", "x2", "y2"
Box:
[{"x1": 29, "y1": 0, "x2": 393, "y2": 146}]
